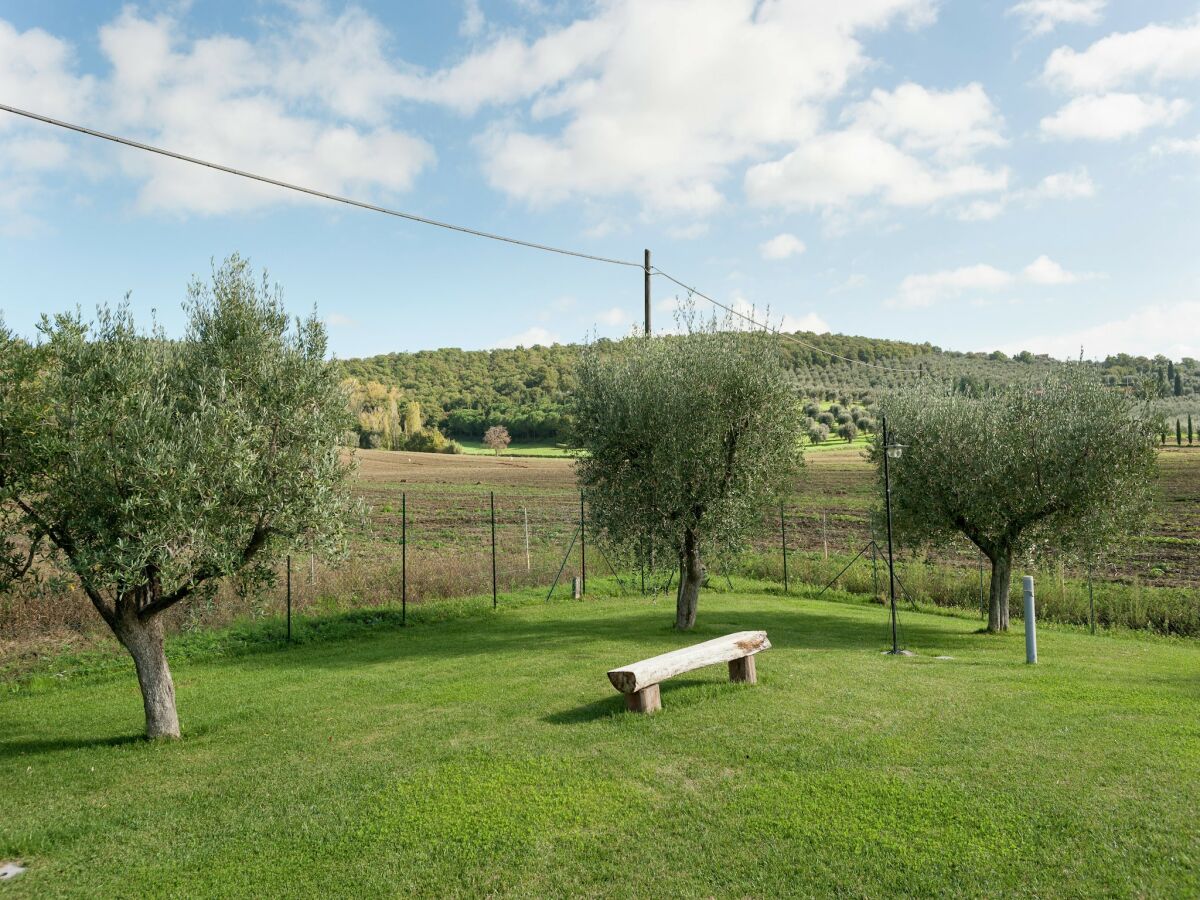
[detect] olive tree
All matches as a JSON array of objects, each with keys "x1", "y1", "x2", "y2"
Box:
[
  {"x1": 0, "y1": 256, "x2": 354, "y2": 738},
  {"x1": 874, "y1": 369, "x2": 1156, "y2": 632},
  {"x1": 572, "y1": 317, "x2": 805, "y2": 630}
]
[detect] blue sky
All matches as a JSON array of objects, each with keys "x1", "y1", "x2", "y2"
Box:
[{"x1": 1, "y1": 0, "x2": 1198, "y2": 360}]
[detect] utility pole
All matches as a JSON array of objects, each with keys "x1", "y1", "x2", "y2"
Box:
[{"x1": 644, "y1": 249, "x2": 652, "y2": 335}]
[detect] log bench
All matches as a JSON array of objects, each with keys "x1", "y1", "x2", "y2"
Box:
[{"x1": 606, "y1": 630, "x2": 771, "y2": 713}]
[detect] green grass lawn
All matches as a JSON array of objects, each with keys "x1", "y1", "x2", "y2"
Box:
[
  {"x1": 2, "y1": 587, "x2": 1197, "y2": 897},
  {"x1": 458, "y1": 439, "x2": 572, "y2": 457}
]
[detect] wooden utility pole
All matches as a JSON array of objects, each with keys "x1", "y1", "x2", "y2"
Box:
[{"x1": 644, "y1": 249, "x2": 652, "y2": 335}]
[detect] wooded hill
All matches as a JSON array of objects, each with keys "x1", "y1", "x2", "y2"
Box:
[{"x1": 339, "y1": 332, "x2": 1200, "y2": 447}]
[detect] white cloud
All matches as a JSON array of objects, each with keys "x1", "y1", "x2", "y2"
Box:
[
  {"x1": 997, "y1": 302, "x2": 1200, "y2": 359},
  {"x1": 1008, "y1": 1, "x2": 1105, "y2": 37},
  {"x1": 0, "y1": 19, "x2": 95, "y2": 229},
  {"x1": 890, "y1": 264, "x2": 1014, "y2": 309},
  {"x1": 1040, "y1": 93, "x2": 1188, "y2": 140},
  {"x1": 595, "y1": 306, "x2": 629, "y2": 327},
  {"x1": 1024, "y1": 254, "x2": 1084, "y2": 284},
  {"x1": 728, "y1": 295, "x2": 829, "y2": 334},
  {"x1": 1153, "y1": 134, "x2": 1200, "y2": 156},
  {"x1": 325, "y1": 312, "x2": 356, "y2": 327},
  {"x1": 760, "y1": 233, "x2": 806, "y2": 260},
  {"x1": 1044, "y1": 20, "x2": 1200, "y2": 93},
  {"x1": 956, "y1": 199, "x2": 1006, "y2": 221},
  {"x1": 890, "y1": 256, "x2": 1093, "y2": 307},
  {"x1": 844, "y1": 82, "x2": 1006, "y2": 161},
  {"x1": 831, "y1": 273, "x2": 869, "y2": 293},
  {"x1": 0, "y1": 20, "x2": 95, "y2": 128},
  {"x1": 0, "y1": 7, "x2": 436, "y2": 218},
  {"x1": 418, "y1": 0, "x2": 939, "y2": 214},
  {"x1": 95, "y1": 8, "x2": 436, "y2": 215},
  {"x1": 955, "y1": 166, "x2": 1094, "y2": 220},
  {"x1": 460, "y1": 0, "x2": 485, "y2": 38},
  {"x1": 746, "y1": 129, "x2": 1008, "y2": 210},
  {"x1": 494, "y1": 325, "x2": 562, "y2": 348},
  {"x1": 1031, "y1": 166, "x2": 1096, "y2": 197}
]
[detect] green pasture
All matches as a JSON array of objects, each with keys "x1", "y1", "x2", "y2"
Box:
[{"x1": 457, "y1": 440, "x2": 573, "y2": 458}]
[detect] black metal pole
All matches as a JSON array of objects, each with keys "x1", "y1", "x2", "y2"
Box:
[
  {"x1": 640, "y1": 542, "x2": 646, "y2": 595},
  {"x1": 490, "y1": 491, "x2": 497, "y2": 609},
  {"x1": 286, "y1": 554, "x2": 292, "y2": 642},
  {"x1": 580, "y1": 492, "x2": 586, "y2": 596},
  {"x1": 401, "y1": 491, "x2": 407, "y2": 626},
  {"x1": 644, "y1": 249, "x2": 652, "y2": 335},
  {"x1": 780, "y1": 502, "x2": 789, "y2": 593},
  {"x1": 883, "y1": 416, "x2": 899, "y2": 654}
]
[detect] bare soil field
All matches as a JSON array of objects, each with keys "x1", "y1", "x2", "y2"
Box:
[{"x1": 352, "y1": 447, "x2": 1200, "y2": 590}]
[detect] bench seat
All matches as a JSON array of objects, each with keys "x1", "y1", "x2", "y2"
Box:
[{"x1": 606, "y1": 630, "x2": 771, "y2": 713}]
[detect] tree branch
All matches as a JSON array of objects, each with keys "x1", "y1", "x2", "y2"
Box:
[
  {"x1": 138, "y1": 523, "x2": 274, "y2": 620},
  {"x1": 14, "y1": 498, "x2": 119, "y2": 631}
]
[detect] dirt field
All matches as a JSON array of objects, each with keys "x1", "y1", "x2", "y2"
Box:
[{"x1": 351, "y1": 446, "x2": 1200, "y2": 590}]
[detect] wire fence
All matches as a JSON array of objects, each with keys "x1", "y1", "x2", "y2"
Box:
[{"x1": 3, "y1": 484, "x2": 1198, "y2": 650}]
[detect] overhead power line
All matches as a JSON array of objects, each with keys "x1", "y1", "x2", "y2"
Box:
[
  {"x1": 0, "y1": 102, "x2": 643, "y2": 270},
  {"x1": 2, "y1": 101, "x2": 919, "y2": 373},
  {"x1": 651, "y1": 268, "x2": 918, "y2": 373}
]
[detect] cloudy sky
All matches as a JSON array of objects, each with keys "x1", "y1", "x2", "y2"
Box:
[{"x1": 1, "y1": 0, "x2": 1198, "y2": 359}]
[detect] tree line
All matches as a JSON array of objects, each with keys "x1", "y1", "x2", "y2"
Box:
[{"x1": 340, "y1": 336, "x2": 1199, "y2": 448}]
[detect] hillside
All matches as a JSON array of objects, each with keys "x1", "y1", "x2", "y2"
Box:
[{"x1": 338, "y1": 331, "x2": 1200, "y2": 446}]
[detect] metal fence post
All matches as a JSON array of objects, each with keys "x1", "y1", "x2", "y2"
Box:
[
  {"x1": 780, "y1": 503, "x2": 789, "y2": 593},
  {"x1": 490, "y1": 491, "x2": 497, "y2": 609},
  {"x1": 401, "y1": 492, "x2": 407, "y2": 626},
  {"x1": 580, "y1": 492, "x2": 586, "y2": 596},
  {"x1": 1023, "y1": 576, "x2": 1037, "y2": 664},
  {"x1": 522, "y1": 505, "x2": 531, "y2": 572},
  {"x1": 286, "y1": 554, "x2": 292, "y2": 642}
]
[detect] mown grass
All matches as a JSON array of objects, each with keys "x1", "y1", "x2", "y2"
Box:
[{"x1": 2, "y1": 583, "x2": 1197, "y2": 898}]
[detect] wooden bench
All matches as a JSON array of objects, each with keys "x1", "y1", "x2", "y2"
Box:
[{"x1": 606, "y1": 631, "x2": 771, "y2": 713}]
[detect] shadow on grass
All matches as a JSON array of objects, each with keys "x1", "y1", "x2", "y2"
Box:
[
  {"x1": 542, "y1": 678, "x2": 725, "y2": 724},
  {"x1": 240, "y1": 601, "x2": 994, "y2": 679},
  {"x1": 1, "y1": 733, "x2": 144, "y2": 756}
]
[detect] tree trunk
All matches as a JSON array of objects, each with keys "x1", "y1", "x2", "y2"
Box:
[
  {"x1": 675, "y1": 527, "x2": 705, "y2": 630},
  {"x1": 112, "y1": 608, "x2": 181, "y2": 739},
  {"x1": 987, "y1": 550, "x2": 1013, "y2": 633}
]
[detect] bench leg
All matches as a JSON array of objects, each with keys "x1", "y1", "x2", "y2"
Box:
[
  {"x1": 624, "y1": 683, "x2": 662, "y2": 713},
  {"x1": 728, "y1": 655, "x2": 757, "y2": 684}
]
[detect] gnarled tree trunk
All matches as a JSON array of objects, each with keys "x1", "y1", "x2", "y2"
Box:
[
  {"x1": 112, "y1": 607, "x2": 181, "y2": 740},
  {"x1": 987, "y1": 550, "x2": 1013, "y2": 633},
  {"x1": 675, "y1": 527, "x2": 705, "y2": 630}
]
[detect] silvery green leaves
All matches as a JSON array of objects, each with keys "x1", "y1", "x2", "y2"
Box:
[
  {"x1": 0, "y1": 255, "x2": 355, "y2": 735},
  {"x1": 571, "y1": 317, "x2": 805, "y2": 628},
  {"x1": 874, "y1": 368, "x2": 1156, "y2": 630}
]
